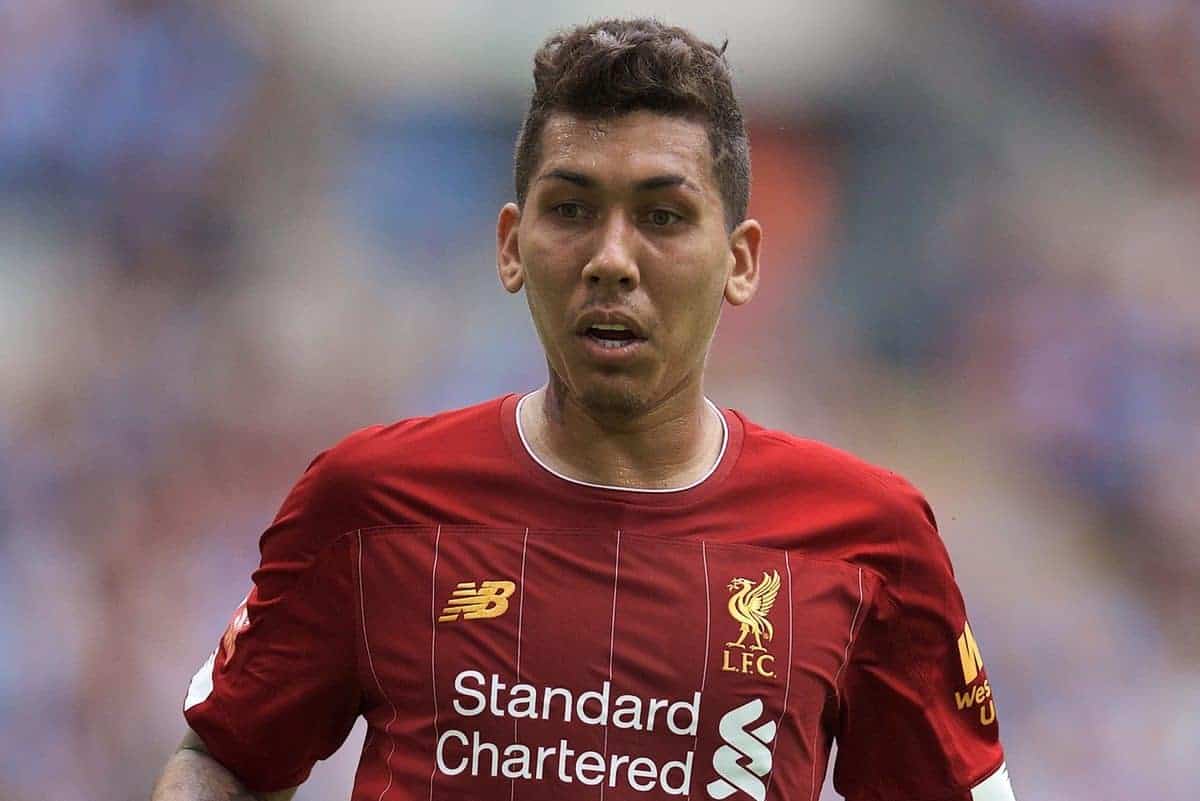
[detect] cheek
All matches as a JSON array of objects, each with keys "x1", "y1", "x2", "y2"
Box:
[
  {"x1": 659, "y1": 258, "x2": 727, "y2": 335},
  {"x1": 523, "y1": 230, "x2": 582, "y2": 292},
  {"x1": 523, "y1": 284, "x2": 560, "y2": 345},
  {"x1": 519, "y1": 245, "x2": 559, "y2": 303},
  {"x1": 520, "y1": 258, "x2": 577, "y2": 346}
]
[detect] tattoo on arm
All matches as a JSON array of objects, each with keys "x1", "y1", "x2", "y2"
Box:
[
  {"x1": 151, "y1": 750, "x2": 257, "y2": 801},
  {"x1": 150, "y1": 730, "x2": 297, "y2": 801}
]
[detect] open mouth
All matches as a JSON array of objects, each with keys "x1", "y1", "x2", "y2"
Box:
[
  {"x1": 580, "y1": 323, "x2": 648, "y2": 352},
  {"x1": 581, "y1": 323, "x2": 645, "y2": 349}
]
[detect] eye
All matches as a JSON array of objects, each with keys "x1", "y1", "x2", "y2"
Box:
[
  {"x1": 553, "y1": 202, "x2": 587, "y2": 220},
  {"x1": 646, "y1": 208, "x2": 682, "y2": 227}
]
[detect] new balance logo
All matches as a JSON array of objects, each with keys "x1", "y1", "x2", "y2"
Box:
[
  {"x1": 707, "y1": 699, "x2": 776, "y2": 801},
  {"x1": 438, "y1": 580, "x2": 516, "y2": 622}
]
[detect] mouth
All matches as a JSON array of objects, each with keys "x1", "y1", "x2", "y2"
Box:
[
  {"x1": 576, "y1": 322, "x2": 648, "y2": 362},
  {"x1": 580, "y1": 323, "x2": 645, "y2": 349},
  {"x1": 572, "y1": 309, "x2": 649, "y2": 362}
]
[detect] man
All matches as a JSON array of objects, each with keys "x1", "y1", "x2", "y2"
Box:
[{"x1": 153, "y1": 18, "x2": 1016, "y2": 801}]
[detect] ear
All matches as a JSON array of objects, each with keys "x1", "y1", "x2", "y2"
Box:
[
  {"x1": 724, "y1": 218, "x2": 762, "y2": 306},
  {"x1": 497, "y1": 202, "x2": 524, "y2": 293}
]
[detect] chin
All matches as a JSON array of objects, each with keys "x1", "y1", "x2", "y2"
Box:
[{"x1": 576, "y1": 381, "x2": 651, "y2": 418}]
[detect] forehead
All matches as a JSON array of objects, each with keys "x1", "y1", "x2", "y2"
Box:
[{"x1": 534, "y1": 110, "x2": 716, "y2": 192}]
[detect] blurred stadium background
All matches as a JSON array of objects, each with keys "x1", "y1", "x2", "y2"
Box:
[{"x1": 1, "y1": 1, "x2": 1197, "y2": 799}]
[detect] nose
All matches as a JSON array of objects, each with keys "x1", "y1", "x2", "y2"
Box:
[{"x1": 581, "y1": 213, "x2": 640, "y2": 292}]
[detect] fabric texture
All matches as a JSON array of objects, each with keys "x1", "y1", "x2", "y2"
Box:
[{"x1": 183, "y1": 394, "x2": 1005, "y2": 799}]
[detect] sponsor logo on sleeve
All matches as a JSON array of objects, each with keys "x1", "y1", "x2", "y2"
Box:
[
  {"x1": 219, "y1": 592, "x2": 251, "y2": 665},
  {"x1": 954, "y1": 622, "x2": 996, "y2": 726},
  {"x1": 706, "y1": 699, "x2": 776, "y2": 801},
  {"x1": 438, "y1": 580, "x2": 517, "y2": 623},
  {"x1": 721, "y1": 571, "x2": 779, "y2": 679},
  {"x1": 186, "y1": 591, "x2": 251, "y2": 710}
]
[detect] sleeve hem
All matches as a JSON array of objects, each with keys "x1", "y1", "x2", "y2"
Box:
[
  {"x1": 182, "y1": 530, "x2": 360, "y2": 793},
  {"x1": 184, "y1": 707, "x2": 314, "y2": 792},
  {"x1": 838, "y1": 753, "x2": 1007, "y2": 801}
]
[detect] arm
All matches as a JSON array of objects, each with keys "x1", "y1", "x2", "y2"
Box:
[
  {"x1": 833, "y1": 475, "x2": 1014, "y2": 800},
  {"x1": 151, "y1": 728, "x2": 298, "y2": 801},
  {"x1": 170, "y1": 444, "x2": 365, "y2": 797}
]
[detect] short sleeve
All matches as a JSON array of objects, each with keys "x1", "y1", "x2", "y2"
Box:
[
  {"x1": 182, "y1": 449, "x2": 363, "y2": 792},
  {"x1": 833, "y1": 480, "x2": 1013, "y2": 801}
]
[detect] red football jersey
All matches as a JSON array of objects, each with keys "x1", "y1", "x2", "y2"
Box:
[{"x1": 184, "y1": 394, "x2": 1012, "y2": 801}]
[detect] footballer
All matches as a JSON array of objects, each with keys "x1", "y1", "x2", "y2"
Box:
[{"x1": 152, "y1": 17, "x2": 1017, "y2": 801}]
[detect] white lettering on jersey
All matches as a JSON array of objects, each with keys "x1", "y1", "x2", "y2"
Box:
[
  {"x1": 452, "y1": 669, "x2": 487, "y2": 716},
  {"x1": 435, "y1": 729, "x2": 693, "y2": 793},
  {"x1": 447, "y1": 669, "x2": 698, "y2": 733},
  {"x1": 706, "y1": 699, "x2": 776, "y2": 801},
  {"x1": 972, "y1": 762, "x2": 1017, "y2": 801},
  {"x1": 437, "y1": 669, "x2": 704, "y2": 794}
]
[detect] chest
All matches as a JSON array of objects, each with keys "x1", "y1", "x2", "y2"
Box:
[{"x1": 350, "y1": 526, "x2": 872, "y2": 801}]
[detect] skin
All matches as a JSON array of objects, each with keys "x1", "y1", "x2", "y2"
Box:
[
  {"x1": 150, "y1": 728, "x2": 296, "y2": 800},
  {"x1": 498, "y1": 110, "x2": 762, "y2": 488}
]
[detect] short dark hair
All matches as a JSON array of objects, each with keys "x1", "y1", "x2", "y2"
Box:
[{"x1": 514, "y1": 18, "x2": 751, "y2": 229}]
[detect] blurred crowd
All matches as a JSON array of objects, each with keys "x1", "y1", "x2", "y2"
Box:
[
  {"x1": 976, "y1": 0, "x2": 1200, "y2": 582},
  {"x1": 0, "y1": 2, "x2": 1196, "y2": 800}
]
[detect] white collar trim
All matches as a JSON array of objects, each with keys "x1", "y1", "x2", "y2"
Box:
[{"x1": 514, "y1": 392, "x2": 729, "y2": 494}]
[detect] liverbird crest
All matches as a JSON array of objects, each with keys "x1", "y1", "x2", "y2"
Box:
[{"x1": 725, "y1": 570, "x2": 781, "y2": 652}]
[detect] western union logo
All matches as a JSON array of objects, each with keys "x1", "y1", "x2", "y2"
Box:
[
  {"x1": 954, "y1": 622, "x2": 996, "y2": 726},
  {"x1": 957, "y1": 621, "x2": 984, "y2": 684},
  {"x1": 439, "y1": 581, "x2": 517, "y2": 623}
]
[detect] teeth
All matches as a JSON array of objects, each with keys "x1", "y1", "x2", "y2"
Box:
[{"x1": 591, "y1": 323, "x2": 629, "y2": 331}]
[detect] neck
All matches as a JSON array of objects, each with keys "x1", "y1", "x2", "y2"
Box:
[{"x1": 519, "y1": 375, "x2": 725, "y2": 491}]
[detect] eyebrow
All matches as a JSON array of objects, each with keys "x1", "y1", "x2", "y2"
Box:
[{"x1": 538, "y1": 168, "x2": 700, "y2": 193}]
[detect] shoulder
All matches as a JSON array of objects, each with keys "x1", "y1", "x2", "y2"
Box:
[
  {"x1": 259, "y1": 395, "x2": 511, "y2": 558},
  {"x1": 735, "y1": 412, "x2": 937, "y2": 533},
  {"x1": 315, "y1": 394, "x2": 511, "y2": 482},
  {"x1": 732, "y1": 411, "x2": 948, "y2": 584}
]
